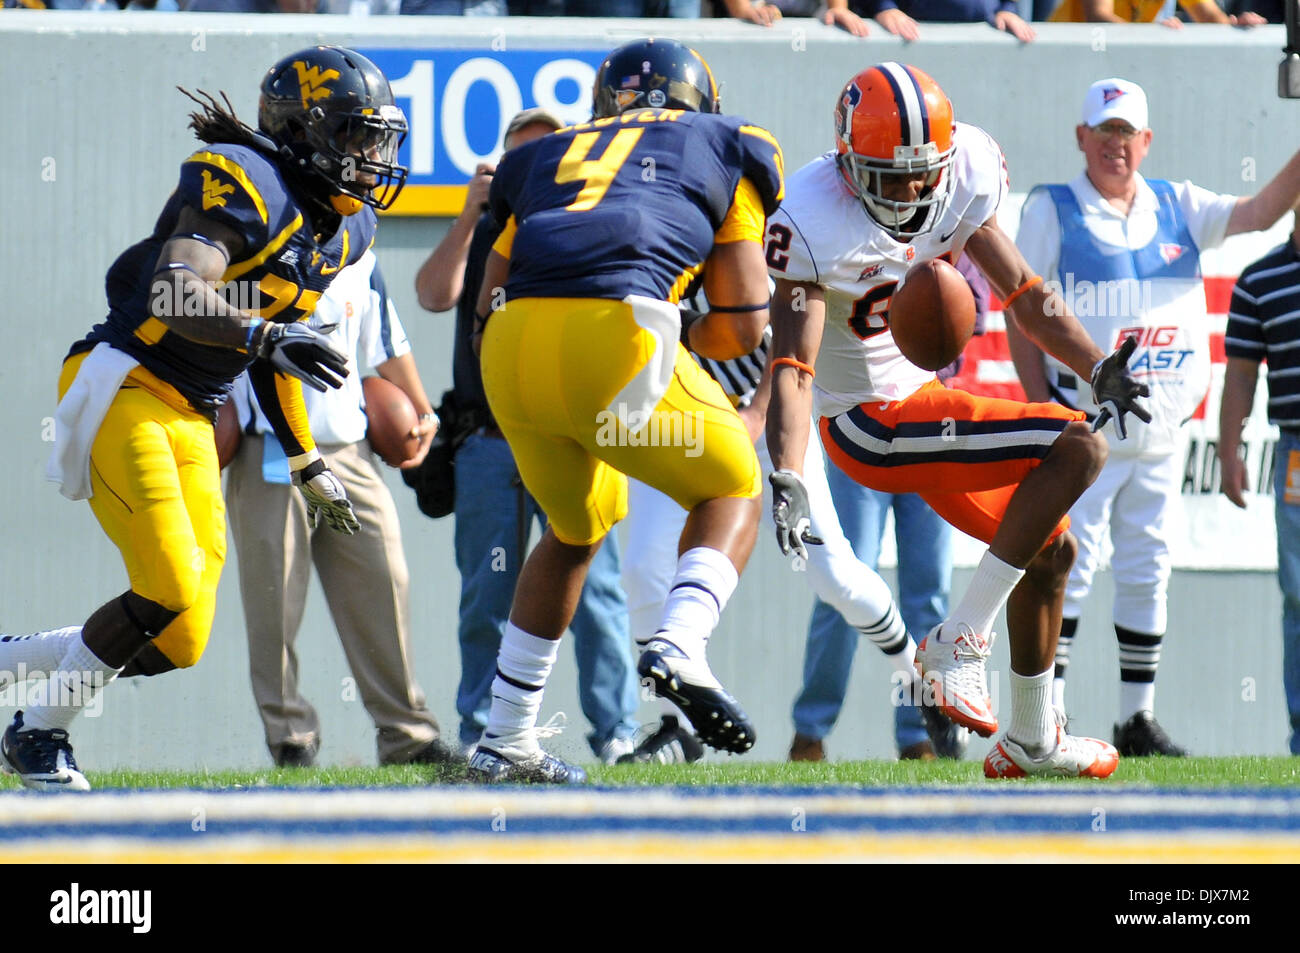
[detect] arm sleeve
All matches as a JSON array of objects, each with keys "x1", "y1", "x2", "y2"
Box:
[
  {"x1": 1015, "y1": 187, "x2": 1063, "y2": 281},
  {"x1": 1177, "y1": 179, "x2": 1238, "y2": 253},
  {"x1": 177, "y1": 150, "x2": 273, "y2": 250},
  {"x1": 737, "y1": 123, "x2": 786, "y2": 214},
  {"x1": 1224, "y1": 274, "x2": 1266, "y2": 362},
  {"x1": 715, "y1": 177, "x2": 768, "y2": 245},
  {"x1": 248, "y1": 360, "x2": 317, "y2": 461},
  {"x1": 359, "y1": 258, "x2": 411, "y2": 373}
]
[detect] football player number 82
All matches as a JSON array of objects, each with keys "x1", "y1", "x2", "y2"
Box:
[{"x1": 764, "y1": 223, "x2": 894, "y2": 340}]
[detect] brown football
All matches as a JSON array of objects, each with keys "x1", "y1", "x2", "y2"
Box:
[
  {"x1": 888, "y1": 258, "x2": 976, "y2": 373},
  {"x1": 363, "y1": 376, "x2": 420, "y2": 468},
  {"x1": 215, "y1": 400, "x2": 242, "y2": 470}
]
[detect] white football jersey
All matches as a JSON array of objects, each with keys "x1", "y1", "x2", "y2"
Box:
[{"x1": 768, "y1": 121, "x2": 1008, "y2": 418}]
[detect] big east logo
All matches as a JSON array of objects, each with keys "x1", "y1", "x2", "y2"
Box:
[{"x1": 1116, "y1": 326, "x2": 1193, "y2": 372}]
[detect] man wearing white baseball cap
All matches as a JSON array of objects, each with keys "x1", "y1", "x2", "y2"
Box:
[{"x1": 1010, "y1": 77, "x2": 1300, "y2": 756}]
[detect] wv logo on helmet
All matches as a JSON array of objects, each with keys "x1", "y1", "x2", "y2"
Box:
[{"x1": 293, "y1": 61, "x2": 340, "y2": 109}]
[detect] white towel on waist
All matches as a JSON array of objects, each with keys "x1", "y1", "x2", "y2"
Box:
[{"x1": 45, "y1": 342, "x2": 140, "y2": 501}]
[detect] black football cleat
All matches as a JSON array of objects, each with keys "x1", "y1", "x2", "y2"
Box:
[
  {"x1": 1113, "y1": 711, "x2": 1188, "y2": 757},
  {"x1": 1, "y1": 711, "x2": 90, "y2": 792},
  {"x1": 637, "y1": 640, "x2": 755, "y2": 755},
  {"x1": 918, "y1": 703, "x2": 970, "y2": 760}
]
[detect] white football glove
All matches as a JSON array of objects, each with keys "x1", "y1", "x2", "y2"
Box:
[{"x1": 292, "y1": 460, "x2": 359, "y2": 535}]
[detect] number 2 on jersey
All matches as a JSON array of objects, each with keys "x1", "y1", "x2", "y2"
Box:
[{"x1": 556, "y1": 129, "x2": 645, "y2": 212}]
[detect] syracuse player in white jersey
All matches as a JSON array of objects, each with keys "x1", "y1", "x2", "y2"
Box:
[{"x1": 765, "y1": 63, "x2": 1150, "y2": 778}]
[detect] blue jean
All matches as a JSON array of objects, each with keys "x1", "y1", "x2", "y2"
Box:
[
  {"x1": 453, "y1": 432, "x2": 639, "y2": 753},
  {"x1": 563, "y1": 0, "x2": 698, "y2": 14},
  {"x1": 1274, "y1": 429, "x2": 1300, "y2": 753},
  {"x1": 792, "y1": 459, "x2": 952, "y2": 748}
]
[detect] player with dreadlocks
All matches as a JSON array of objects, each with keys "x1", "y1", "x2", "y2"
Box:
[{"x1": 0, "y1": 47, "x2": 407, "y2": 790}]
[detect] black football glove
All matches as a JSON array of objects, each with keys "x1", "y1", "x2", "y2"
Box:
[
  {"x1": 770, "y1": 469, "x2": 824, "y2": 561},
  {"x1": 258, "y1": 321, "x2": 349, "y2": 393},
  {"x1": 292, "y1": 459, "x2": 359, "y2": 535},
  {"x1": 1090, "y1": 336, "x2": 1152, "y2": 439}
]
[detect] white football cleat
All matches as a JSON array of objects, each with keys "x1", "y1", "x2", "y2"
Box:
[
  {"x1": 984, "y1": 711, "x2": 1119, "y2": 779},
  {"x1": 914, "y1": 623, "x2": 998, "y2": 737}
]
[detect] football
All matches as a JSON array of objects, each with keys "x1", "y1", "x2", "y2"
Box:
[
  {"x1": 215, "y1": 400, "x2": 242, "y2": 470},
  {"x1": 363, "y1": 376, "x2": 420, "y2": 468},
  {"x1": 888, "y1": 258, "x2": 976, "y2": 373}
]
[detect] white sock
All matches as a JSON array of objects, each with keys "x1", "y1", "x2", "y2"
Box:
[
  {"x1": 22, "y1": 635, "x2": 122, "y2": 733},
  {"x1": 1007, "y1": 667, "x2": 1055, "y2": 756},
  {"x1": 0, "y1": 626, "x2": 83, "y2": 687},
  {"x1": 480, "y1": 622, "x2": 560, "y2": 759},
  {"x1": 1052, "y1": 677, "x2": 1066, "y2": 712},
  {"x1": 943, "y1": 551, "x2": 1024, "y2": 640},
  {"x1": 1119, "y1": 682, "x2": 1156, "y2": 723},
  {"x1": 653, "y1": 547, "x2": 739, "y2": 661}
]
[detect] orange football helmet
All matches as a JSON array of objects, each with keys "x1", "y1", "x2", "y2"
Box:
[{"x1": 834, "y1": 63, "x2": 956, "y2": 240}]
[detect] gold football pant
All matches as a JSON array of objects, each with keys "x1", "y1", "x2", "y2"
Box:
[
  {"x1": 60, "y1": 352, "x2": 226, "y2": 668},
  {"x1": 479, "y1": 296, "x2": 761, "y2": 546}
]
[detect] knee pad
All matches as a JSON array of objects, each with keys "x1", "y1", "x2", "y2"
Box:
[
  {"x1": 119, "y1": 643, "x2": 179, "y2": 678},
  {"x1": 120, "y1": 592, "x2": 179, "y2": 640}
]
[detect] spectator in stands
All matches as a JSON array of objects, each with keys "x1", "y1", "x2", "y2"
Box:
[
  {"x1": 400, "y1": 0, "x2": 502, "y2": 13},
  {"x1": 1010, "y1": 77, "x2": 1300, "y2": 756},
  {"x1": 226, "y1": 250, "x2": 454, "y2": 768},
  {"x1": 1220, "y1": 232, "x2": 1300, "y2": 755},
  {"x1": 726, "y1": 0, "x2": 872, "y2": 31},
  {"x1": 413, "y1": 108, "x2": 640, "y2": 763},
  {"x1": 1044, "y1": 0, "x2": 1265, "y2": 25},
  {"x1": 850, "y1": 0, "x2": 1034, "y2": 41},
  {"x1": 186, "y1": 0, "x2": 317, "y2": 10}
]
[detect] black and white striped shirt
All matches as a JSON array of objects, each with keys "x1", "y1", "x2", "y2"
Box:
[
  {"x1": 1225, "y1": 241, "x2": 1300, "y2": 430},
  {"x1": 682, "y1": 291, "x2": 770, "y2": 408}
]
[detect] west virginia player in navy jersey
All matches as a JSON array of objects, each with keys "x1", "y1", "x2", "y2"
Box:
[
  {"x1": 0, "y1": 47, "x2": 411, "y2": 791},
  {"x1": 465, "y1": 39, "x2": 784, "y2": 784}
]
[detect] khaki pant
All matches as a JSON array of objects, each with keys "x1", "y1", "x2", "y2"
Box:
[{"x1": 226, "y1": 436, "x2": 440, "y2": 764}]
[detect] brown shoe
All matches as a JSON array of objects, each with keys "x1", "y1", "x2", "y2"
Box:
[
  {"x1": 789, "y1": 733, "x2": 825, "y2": 762},
  {"x1": 899, "y1": 741, "x2": 937, "y2": 761}
]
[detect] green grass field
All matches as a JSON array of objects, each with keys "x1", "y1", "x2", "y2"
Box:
[{"x1": 5, "y1": 755, "x2": 1296, "y2": 792}]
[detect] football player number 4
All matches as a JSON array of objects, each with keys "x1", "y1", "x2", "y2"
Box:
[
  {"x1": 556, "y1": 128, "x2": 645, "y2": 212},
  {"x1": 764, "y1": 222, "x2": 895, "y2": 340}
]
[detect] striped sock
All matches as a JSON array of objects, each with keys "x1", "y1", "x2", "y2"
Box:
[
  {"x1": 857, "y1": 603, "x2": 917, "y2": 679},
  {"x1": 480, "y1": 623, "x2": 560, "y2": 760},
  {"x1": 653, "y1": 547, "x2": 739, "y2": 661},
  {"x1": 0, "y1": 626, "x2": 83, "y2": 688},
  {"x1": 1053, "y1": 616, "x2": 1078, "y2": 711},
  {"x1": 1116, "y1": 624, "x2": 1161, "y2": 721},
  {"x1": 22, "y1": 635, "x2": 121, "y2": 733}
]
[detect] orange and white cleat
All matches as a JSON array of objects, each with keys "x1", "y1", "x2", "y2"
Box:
[
  {"x1": 984, "y1": 712, "x2": 1119, "y2": 779},
  {"x1": 914, "y1": 623, "x2": 998, "y2": 738}
]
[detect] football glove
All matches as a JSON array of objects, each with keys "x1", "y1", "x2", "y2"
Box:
[
  {"x1": 1090, "y1": 336, "x2": 1152, "y2": 439},
  {"x1": 257, "y1": 321, "x2": 349, "y2": 393},
  {"x1": 292, "y1": 459, "x2": 359, "y2": 535},
  {"x1": 770, "y1": 469, "x2": 823, "y2": 561}
]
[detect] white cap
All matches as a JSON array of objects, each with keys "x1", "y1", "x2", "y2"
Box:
[{"x1": 1081, "y1": 78, "x2": 1148, "y2": 130}]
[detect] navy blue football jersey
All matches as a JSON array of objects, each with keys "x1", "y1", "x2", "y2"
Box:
[
  {"x1": 488, "y1": 110, "x2": 783, "y2": 303},
  {"x1": 78, "y1": 144, "x2": 375, "y2": 416}
]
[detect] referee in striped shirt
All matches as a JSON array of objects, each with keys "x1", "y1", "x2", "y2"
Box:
[{"x1": 1220, "y1": 230, "x2": 1300, "y2": 754}]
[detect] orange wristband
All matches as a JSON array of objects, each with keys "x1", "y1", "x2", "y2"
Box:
[
  {"x1": 772, "y1": 356, "x2": 816, "y2": 378},
  {"x1": 1001, "y1": 275, "x2": 1043, "y2": 310}
]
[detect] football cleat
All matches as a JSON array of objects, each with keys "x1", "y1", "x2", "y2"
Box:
[
  {"x1": 465, "y1": 746, "x2": 588, "y2": 785},
  {"x1": 1, "y1": 711, "x2": 90, "y2": 793},
  {"x1": 789, "y1": 733, "x2": 825, "y2": 763},
  {"x1": 617, "y1": 716, "x2": 704, "y2": 765},
  {"x1": 984, "y1": 711, "x2": 1119, "y2": 779},
  {"x1": 637, "y1": 639, "x2": 755, "y2": 754},
  {"x1": 918, "y1": 702, "x2": 970, "y2": 760},
  {"x1": 914, "y1": 623, "x2": 998, "y2": 737},
  {"x1": 1113, "y1": 711, "x2": 1188, "y2": 757}
]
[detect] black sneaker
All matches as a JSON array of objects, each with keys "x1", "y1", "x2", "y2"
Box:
[
  {"x1": 466, "y1": 746, "x2": 588, "y2": 784},
  {"x1": 1113, "y1": 711, "x2": 1188, "y2": 757},
  {"x1": 271, "y1": 741, "x2": 317, "y2": 768},
  {"x1": 616, "y1": 716, "x2": 704, "y2": 765},
  {"x1": 383, "y1": 737, "x2": 464, "y2": 767},
  {"x1": 637, "y1": 640, "x2": 755, "y2": 754},
  {"x1": 1, "y1": 711, "x2": 90, "y2": 792},
  {"x1": 919, "y1": 703, "x2": 970, "y2": 760}
]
